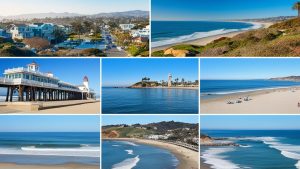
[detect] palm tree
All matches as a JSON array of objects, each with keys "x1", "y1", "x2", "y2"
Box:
[
  {"x1": 181, "y1": 78, "x2": 185, "y2": 86},
  {"x1": 293, "y1": 1, "x2": 300, "y2": 17}
]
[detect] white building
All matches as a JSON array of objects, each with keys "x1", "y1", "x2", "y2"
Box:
[
  {"x1": 131, "y1": 25, "x2": 150, "y2": 38},
  {"x1": 78, "y1": 76, "x2": 96, "y2": 99},
  {"x1": 119, "y1": 24, "x2": 135, "y2": 31},
  {"x1": 148, "y1": 134, "x2": 169, "y2": 140},
  {"x1": 10, "y1": 23, "x2": 59, "y2": 41}
]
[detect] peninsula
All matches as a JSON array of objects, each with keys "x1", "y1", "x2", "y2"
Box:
[{"x1": 128, "y1": 73, "x2": 199, "y2": 89}]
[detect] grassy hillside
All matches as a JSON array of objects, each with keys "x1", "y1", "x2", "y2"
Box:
[
  {"x1": 152, "y1": 18, "x2": 300, "y2": 57},
  {"x1": 102, "y1": 126, "x2": 156, "y2": 138}
]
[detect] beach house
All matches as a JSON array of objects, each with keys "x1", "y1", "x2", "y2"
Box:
[
  {"x1": 119, "y1": 24, "x2": 135, "y2": 31},
  {"x1": 0, "y1": 29, "x2": 12, "y2": 38},
  {"x1": 9, "y1": 23, "x2": 60, "y2": 41},
  {"x1": 0, "y1": 62, "x2": 96, "y2": 102}
]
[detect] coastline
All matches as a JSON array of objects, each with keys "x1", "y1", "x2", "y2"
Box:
[
  {"x1": 201, "y1": 86, "x2": 300, "y2": 114},
  {"x1": 152, "y1": 21, "x2": 274, "y2": 52},
  {"x1": 0, "y1": 101, "x2": 100, "y2": 114},
  {"x1": 129, "y1": 86, "x2": 199, "y2": 90},
  {"x1": 0, "y1": 163, "x2": 99, "y2": 169},
  {"x1": 103, "y1": 138, "x2": 199, "y2": 169}
]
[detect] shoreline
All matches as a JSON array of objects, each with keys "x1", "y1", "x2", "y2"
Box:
[
  {"x1": 129, "y1": 86, "x2": 199, "y2": 90},
  {"x1": 201, "y1": 159, "x2": 212, "y2": 169},
  {"x1": 201, "y1": 86, "x2": 300, "y2": 114},
  {"x1": 152, "y1": 21, "x2": 274, "y2": 52},
  {"x1": 103, "y1": 138, "x2": 199, "y2": 169},
  {"x1": 0, "y1": 163, "x2": 99, "y2": 169}
]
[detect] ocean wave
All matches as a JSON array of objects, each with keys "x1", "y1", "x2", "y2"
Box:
[
  {"x1": 201, "y1": 147, "x2": 241, "y2": 169},
  {"x1": 112, "y1": 145, "x2": 121, "y2": 147},
  {"x1": 152, "y1": 22, "x2": 262, "y2": 48},
  {"x1": 0, "y1": 145, "x2": 100, "y2": 157},
  {"x1": 112, "y1": 155, "x2": 140, "y2": 169},
  {"x1": 120, "y1": 141, "x2": 139, "y2": 147},
  {"x1": 237, "y1": 137, "x2": 300, "y2": 169},
  {"x1": 125, "y1": 150, "x2": 134, "y2": 155}
]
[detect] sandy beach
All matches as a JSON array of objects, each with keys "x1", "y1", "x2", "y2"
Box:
[
  {"x1": 0, "y1": 101, "x2": 100, "y2": 114},
  {"x1": 152, "y1": 22, "x2": 274, "y2": 52},
  {"x1": 104, "y1": 138, "x2": 199, "y2": 169},
  {"x1": 0, "y1": 163, "x2": 99, "y2": 169},
  {"x1": 201, "y1": 87, "x2": 300, "y2": 114}
]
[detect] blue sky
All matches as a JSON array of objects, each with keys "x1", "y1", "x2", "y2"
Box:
[
  {"x1": 152, "y1": 0, "x2": 297, "y2": 21},
  {"x1": 201, "y1": 116, "x2": 300, "y2": 130},
  {"x1": 201, "y1": 58, "x2": 300, "y2": 80},
  {"x1": 102, "y1": 59, "x2": 199, "y2": 87},
  {"x1": 102, "y1": 115, "x2": 198, "y2": 125},
  {"x1": 0, "y1": 58, "x2": 100, "y2": 95},
  {"x1": 0, "y1": 115, "x2": 99, "y2": 132},
  {"x1": 0, "y1": 0, "x2": 149, "y2": 16}
]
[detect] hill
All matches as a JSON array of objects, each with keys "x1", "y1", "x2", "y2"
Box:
[
  {"x1": 270, "y1": 76, "x2": 300, "y2": 82},
  {"x1": 102, "y1": 121, "x2": 198, "y2": 141},
  {"x1": 153, "y1": 17, "x2": 300, "y2": 57},
  {"x1": 129, "y1": 81, "x2": 159, "y2": 88}
]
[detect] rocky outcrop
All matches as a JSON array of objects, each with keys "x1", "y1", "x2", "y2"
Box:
[{"x1": 164, "y1": 48, "x2": 189, "y2": 57}]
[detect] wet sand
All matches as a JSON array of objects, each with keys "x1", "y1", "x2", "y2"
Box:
[
  {"x1": 152, "y1": 22, "x2": 274, "y2": 52},
  {"x1": 201, "y1": 86, "x2": 300, "y2": 114}
]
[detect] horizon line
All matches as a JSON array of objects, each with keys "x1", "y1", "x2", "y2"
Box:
[{"x1": 0, "y1": 10, "x2": 149, "y2": 17}]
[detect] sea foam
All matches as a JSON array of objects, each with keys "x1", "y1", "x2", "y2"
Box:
[
  {"x1": 0, "y1": 146, "x2": 100, "y2": 157},
  {"x1": 201, "y1": 147, "x2": 241, "y2": 169},
  {"x1": 238, "y1": 137, "x2": 300, "y2": 169},
  {"x1": 112, "y1": 155, "x2": 140, "y2": 169},
  {"x1": 125, "y1": 150, "x2": 134, "y2": 155}
]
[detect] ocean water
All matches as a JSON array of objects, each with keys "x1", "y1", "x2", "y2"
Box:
[
  {"x1": 102, "y1": 140, "x2": 179, "y2": 169},
  {"x1": 152, "y1": 21, "x2": 261, "y2": 47},
  {"x1": 102, "y1": 87, "x2": 199, "y2": 114},
  {"x1": 200, "y1": 80, "x2": 300, "y2": 99},
  {"x1": 201, "y1": 130, "x2": 300, "y2": 169},
  {"x1": 0, "y1": 132, "x2": 100, "y2": 165}
]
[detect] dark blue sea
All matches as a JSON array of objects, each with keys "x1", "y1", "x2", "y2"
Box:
[
  {"x1": 102, "y1": 87, "x2": 199, "y2": 114},
  {"x1": 102, "y1": 140, "x2": 178, "y2": 169},
  {"x1": 200, "y1": 80, "x2": 300, "y2": 99},
  {"x1": 201, "y1": 130, "x2": 300, "y2": 169},
  {"x1": 151, "y1": 21, "x2": 261, "y2": 47},
  {"x1": 0, "y1": 132, "x2": 100, "y2": 165}
]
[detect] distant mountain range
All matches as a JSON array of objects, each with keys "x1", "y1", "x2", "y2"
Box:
[{"x1": 0, "y1": 10, "x2": 149, "y2": 20}]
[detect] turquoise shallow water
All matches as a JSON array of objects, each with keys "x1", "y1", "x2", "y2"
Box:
[
  {"x1": 102, "y1": 140, "x2": 179, "y2": 169},
  {"x1": 201, "y1": 130, "x2": 300, "y2": 169},
  {"x1": 102, "y1": 87, "x2": 199, "y2": 114}
]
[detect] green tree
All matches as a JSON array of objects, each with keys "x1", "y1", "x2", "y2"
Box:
[
  {"x1": 53, "y1": 28, "x2": 65, "y2": 44},
  {"x1": 71, "y1": 21, "x2": 84, "y2": 40}
]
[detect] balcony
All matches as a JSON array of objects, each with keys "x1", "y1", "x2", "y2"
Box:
[{"x1": 0, "y1": 78, "x2": 81, "y2": 92}]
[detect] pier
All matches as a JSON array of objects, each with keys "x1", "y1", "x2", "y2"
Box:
[{"x1": 0, "y1": 62, "x2": 96, "y2": 103}]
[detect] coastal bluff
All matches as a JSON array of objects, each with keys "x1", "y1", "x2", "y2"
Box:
[
  {"x1": 270, "y1": 76, "x2": 300, "y2": 82},
  {"x1": 200, "y1": 134, "x2": 239, "y2": 147}
]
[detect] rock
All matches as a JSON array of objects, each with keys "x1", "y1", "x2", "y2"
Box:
[{"x1": 164, "y1": 48, "x2": 189, "y2": 57}]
